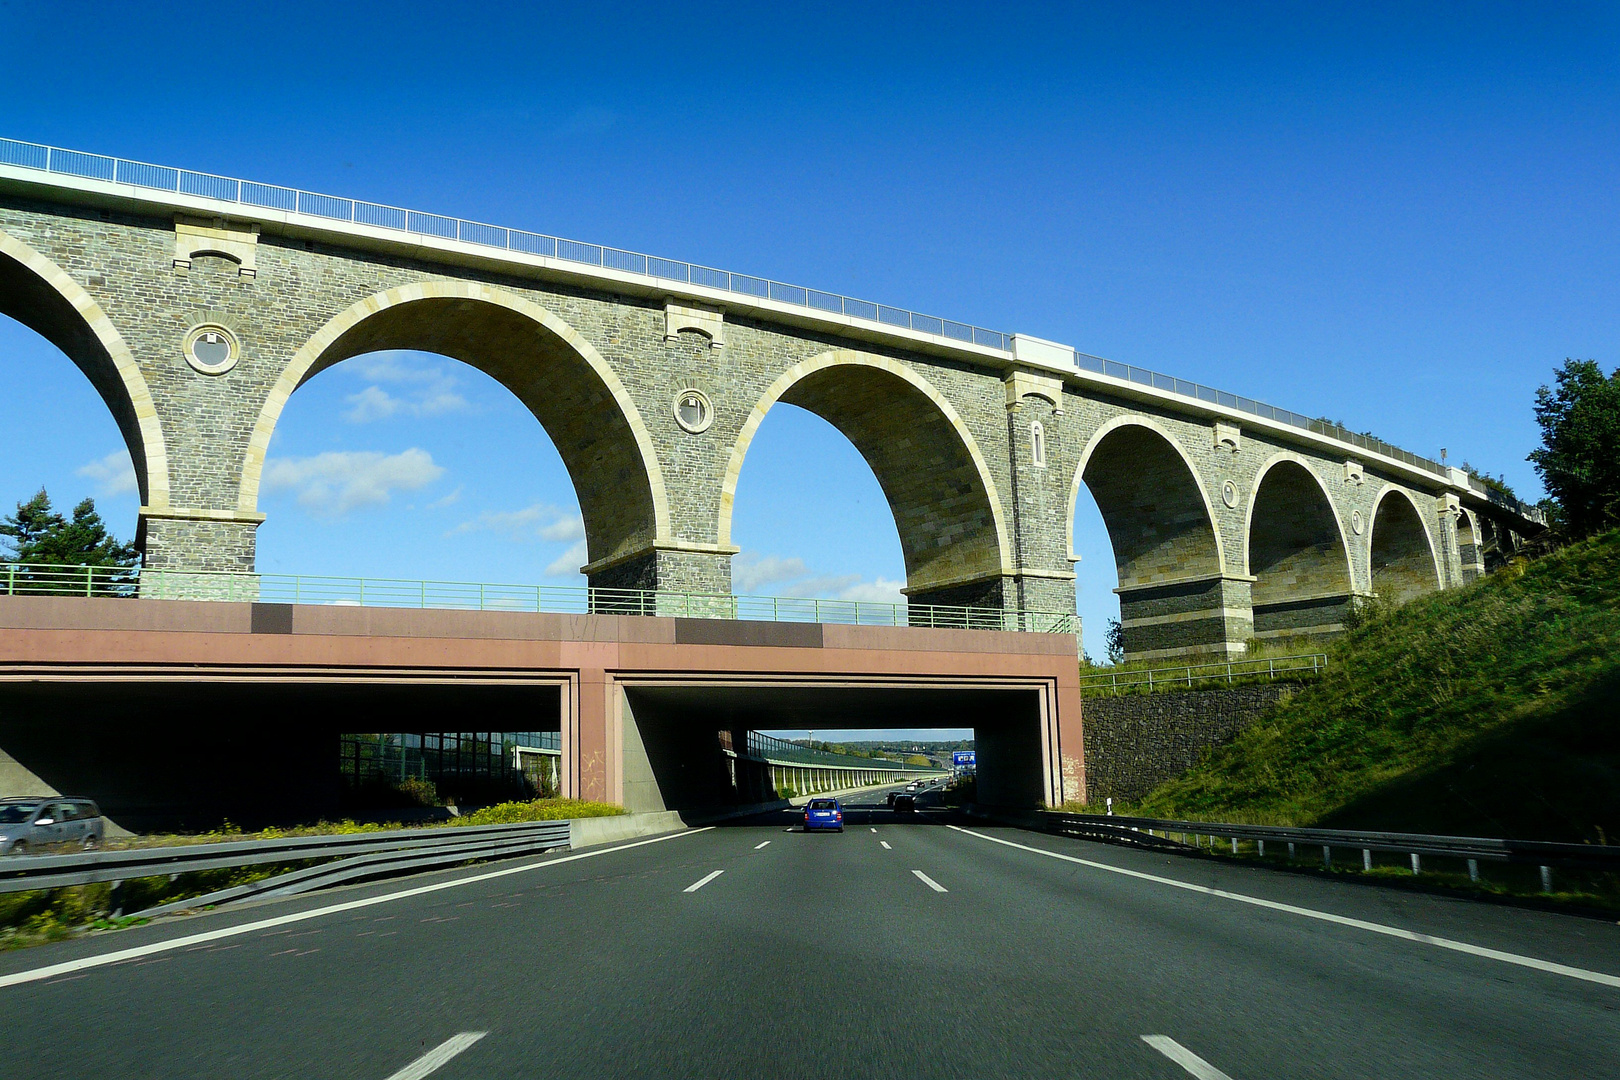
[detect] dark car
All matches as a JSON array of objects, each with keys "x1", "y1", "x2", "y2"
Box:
[
  {"x1": 893, "y1": 793, "x2": 917, "y2": 813},
  {"x1": 0, "y1": 797, "x2": 105, "y2": 855},
  {"x1": 885, "y1": 792, "x2": 898, "y2": 807},
  {"x1": 804, "y1": 798, "x2": 843, "y2": 832}
]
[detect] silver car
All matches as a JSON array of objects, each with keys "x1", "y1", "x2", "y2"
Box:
[{"x1": 0, "y1": 798, "x2": 105, "y2": 855}]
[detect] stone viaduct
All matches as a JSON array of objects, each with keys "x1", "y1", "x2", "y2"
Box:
[{"x1": 0, "y1": 141, "x2": 1543, "y2": 661}]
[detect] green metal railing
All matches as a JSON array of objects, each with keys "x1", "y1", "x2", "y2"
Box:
[
  {"x1": 0, "y1": 563, "x2": 1078, "y2": 634},
  {"x1": 1078, "y1": 653, "x2": 1329, "y2": 696}
]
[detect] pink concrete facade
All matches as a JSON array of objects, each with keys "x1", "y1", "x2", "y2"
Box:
[{"x1": 0, "y1": 597, "x2": 1086, "y2": 806}]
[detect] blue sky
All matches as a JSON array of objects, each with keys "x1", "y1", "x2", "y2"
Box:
[{"x1": 3, "y1": 2, "x2": 1617, "y2": 700}]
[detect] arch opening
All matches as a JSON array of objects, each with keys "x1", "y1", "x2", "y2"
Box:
[
  {"x1": 253, "y1": 347, "x2": 589, "y2": 586},
  {"x1": 245, "y1": 285, "x2": 665, "y2": 585},
  {"x1": 1456, "y1": 508, "x2": 1483, "y2": 583},
  {"x1": 1369, "y1": 489, "x2": 1441, "y2": 605},
  {"x1": 1245, "y1": 458, "x2": 1354, "y2": 642},
  {"x1": 1072, "y1": 418, "x2": 1231, "y2": 660},
  {"x1": 722, "y1": 352, "x2": 1010, "y2": 609},
  {"x1": 0, "y1": 230, "x2": 166, "y2": 515}
]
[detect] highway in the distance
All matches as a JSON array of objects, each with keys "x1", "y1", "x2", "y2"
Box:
[{"x1": 0, "y1": 783, "x2": 1616, "y2": 1080}]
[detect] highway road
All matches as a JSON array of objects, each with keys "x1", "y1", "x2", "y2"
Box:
[{"x1": 0, "y1": 785, "x2": 1616, "y2": 1079}]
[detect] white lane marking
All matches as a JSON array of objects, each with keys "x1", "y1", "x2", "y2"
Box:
[
  {"x1": 870, "y1": 827, "x2": 877, "y2": 833},
  {"x1": 1141, "y1": 1036, "x2": 1233, "y2": 1080},
  {"x1": 948, "y1": 826, "x2": 1620, "y2": 990},
  {"x1": 684, "y1": 870, "x2": 725, "y2": 893},
  {"x1": 0, "y1": 828, "x2": 712, "y2": 991},
  {"x1": 912, "y1": 870, "x2": 948, "y2": 893},
  {"x1": 753, "y1": 841, "x2": 771, "y2": 850},
  {"x1": 385, "y1": 1031, "x2": 488, "y2": 1080},
  {"x1": 880, "y1": 841, "x2": 892, "y2": 850}
]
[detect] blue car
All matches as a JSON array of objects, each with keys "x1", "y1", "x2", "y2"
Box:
[{"x1": 804, "y1": 798, "x2": 843, "y2": 832}]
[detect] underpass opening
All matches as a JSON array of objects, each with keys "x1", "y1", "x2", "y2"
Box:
[
  {"x1": 619, "y1": 683, "x2": 1049, "y2": 815},
  {"x1": 1072, "y1": 419, "x2": 1230, "y2": 660},
  {"x1": 1369, "y1": 487, "x2": 1441, "y2": 605},
  {"x1": 1244, "y1": 457, "x2": 1354, "y2": 642},
  {"x1": 0, "y1": 680, "x2": 563, "y2": 832}
]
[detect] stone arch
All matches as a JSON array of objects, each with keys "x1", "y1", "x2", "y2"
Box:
[
  {"x1": 0, "y1": 228, "x2": 169, "y2": 510},
  {"x1": 240, "y1": 281, "x2": 668, "y2": 572},
  {"x1": 719, "y1": 349, "x2": 1012, "y2": 605},
  {"x1": 1455, "y1": 506, "x2": 1484, "y2": 582},
  {"x1": 1368, "y1": 485, "x2": 1442, "y2": 604},
  {"x1": 1242, "y1": 453, "x2": 1355, "y2": 640},
  {"x1": 1068, "y1": 415, "x2": 1226, "y2": 584}
]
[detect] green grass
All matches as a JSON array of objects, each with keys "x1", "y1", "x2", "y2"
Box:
[{"x1": 1122, "y1": 529, "x2": 1620, "y2": 844}]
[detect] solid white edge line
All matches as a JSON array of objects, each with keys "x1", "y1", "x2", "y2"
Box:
[
  {"x1": 0, "y1": 828, "x2": 713, "y2": 991},
  {"x1": 880, "y1": 841, "x2": 892, "y2": 850},
  {"x1": 684, "y1": 870, "x2": 725, "y2": 893},
  {"x1": 386, "y1": 1031, "x2": 488, "y2": 1080},
  {"x1": 948, "y1": 825, "x2": 1620, "y2": 990},
  {"x1": 1141, "y1": 1035, "x2": 1234, "y2": 1080},
  {"x1": 911, "y1": 870, "x2": 948, "y2": 893},
  {"x1": 753, "y1": 841, "x2": 771, "y2": 850}
]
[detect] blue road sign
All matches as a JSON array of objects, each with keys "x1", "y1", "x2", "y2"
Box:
[{"x1": 953, "y1": 750, "x2": 976, "y2": 767}]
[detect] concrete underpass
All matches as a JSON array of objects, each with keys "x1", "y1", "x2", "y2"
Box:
[{"x1": 0, "y1": 595, "x2": 1082, "y2": 829}]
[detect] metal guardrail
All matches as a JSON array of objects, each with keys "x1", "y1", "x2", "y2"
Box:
[
  {"x1": 0, "y1": 563, "x2": 1078, "y2": 634},
  {"x1": 0, "y1": 819, "x2": 572, "y2": 900},
  {"x1": 0, "y1": 135, "x2": 1540, "y2": 504},
  {"x1": 1045, "y1": 811, "x2": 1620, "y2": 892},
  {"x1": 1078, "y1": 653, "x2": 1329, "y2": 696},
  {"x1": 0, "y1": 136, "x2": 1011, "y2": 352}
]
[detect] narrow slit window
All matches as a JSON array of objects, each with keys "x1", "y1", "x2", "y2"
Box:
[{"x1": 1031, "y1": 420, "x2": 1047, "y2": 468}]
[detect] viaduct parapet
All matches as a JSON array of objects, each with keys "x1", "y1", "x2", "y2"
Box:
[{"x1": 0, "y1": 141, "x2": 1543, "y2": 660}]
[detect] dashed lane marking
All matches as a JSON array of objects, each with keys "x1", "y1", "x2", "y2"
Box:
[
  {"x1": 948, "y1": 825, "x2": 1620, "y2": 991},
  {"x1": 385, "y1": 1031, "x2": 488, "y2": 1080},
  {"x1": 1141, "y1": 1036, "x2": 1233, "y2": 1080},
  {"x1": 684, "y1": 870, "x2": 725, "y2": 893},
  {"x1": 881, "y1": 841, "x2": 892, "y2": 850},
  {"x1": 754, "y1": 841, "x2": 771, "y2": 850},
  {"x1": 0, "y1": 829, "x2": 712, "y2": 991},
  {"x1": 912, "y1": 870, "x2": 948, "y2": 893}
]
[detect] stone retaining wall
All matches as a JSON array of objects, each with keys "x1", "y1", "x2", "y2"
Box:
[{"x1": 1082, "y1": 683, "x2": 1297, "y2": 803}]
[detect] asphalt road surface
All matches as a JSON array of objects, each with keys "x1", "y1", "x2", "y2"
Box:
[{"x1": 1, "y1": 786, "x2": 1616, "y2": 1079}]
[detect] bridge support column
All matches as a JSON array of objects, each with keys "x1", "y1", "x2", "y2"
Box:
[
  {"x1": 1116, "y1": 574, "x2": 1254, "y2": 660},
  {"x1": 137, "y1": 510, "x2": 267, "y2": 600},
  {"x1": 582, "y1": 546, "x2": 734, "y2": 598}
]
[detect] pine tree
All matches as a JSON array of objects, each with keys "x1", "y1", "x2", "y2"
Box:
[{"x1": 0, "y1": 489, "x2": 138, "y2": 567}]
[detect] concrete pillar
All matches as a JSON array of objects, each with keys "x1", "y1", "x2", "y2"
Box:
[
  {"x1": 1002, "y1": 374, "x2": 1079, "y2": 620},
  {"x1": 1117, "y1": 575, "x2": 1254, "y2": 660}
]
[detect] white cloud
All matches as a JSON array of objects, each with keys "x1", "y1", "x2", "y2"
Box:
[
  {"x1": 729, "y1": 551, "x2": 904, "y2": 606},
  {"x1": 342, "y1": 353, "x2": 470, "y2": 422},
  {"x1": 836, "y1": 578, "x2": 907, "y2": 605},
  {"x1": 263, "y1": 448, "x2": 445, "y2": 516},
  {"x1": 75, "y1": 450, "x2": 138, "y2": 497},
  {"x1": 545, "y1": 539, "x2": 588, "y2": 577},
  {"x1": 427, "y1": 486, "x2": 464, "y2": 509},
  {"x1": 731, "y1": 552, "x2": 809, "y2": 592},
  {"x1": 450, "y1": 504, "x2": 582, "y2": 544}
]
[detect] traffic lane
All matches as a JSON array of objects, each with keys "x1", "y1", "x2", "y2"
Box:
[
  {"x1": 0, "y1": 828, "x2": 712, "y2": 983},
  {"x1": 886, "y1": 821, "x2": 1620, "y2": 1079},
  {"x1": 0, "y1": 826, "x2": 752, "y2": 1080},
  {"x1": 945, "y1": 822, "x2": 1620, "y2": 980},
  {"x1": 0, "y1": 822, "x2": 1173, "y2": 1080}
]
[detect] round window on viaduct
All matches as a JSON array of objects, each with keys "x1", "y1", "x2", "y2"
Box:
[
  {"x1": 183, "y1": 324, "x2": 240, "y2": 376},
  {"x1": 674, "y1": 388, "x2": 713, "y2": 433}
]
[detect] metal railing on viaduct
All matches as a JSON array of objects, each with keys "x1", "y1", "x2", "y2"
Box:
[
  {"x1": 0, "y1": 563, "x2": 1078, "y2": 634},
  {"x1": 0, "y1": 132, "x2": 1547, "y2": 514}
]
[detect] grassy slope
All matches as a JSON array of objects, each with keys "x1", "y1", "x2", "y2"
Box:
[{"x1": 1134, "y1": 529, "x2": 1620, "y2": 843}]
